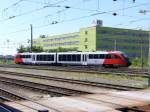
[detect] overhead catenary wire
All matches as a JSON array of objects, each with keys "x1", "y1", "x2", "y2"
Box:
[
  {"x1": 1, "y1": 1, "x2": 150, "y2": 36},
  {"x1": 0, "y1": 0, "x2": 69, "y2": 22},
  {"x1": 0, "y1": 0, "x2": 86, "y2": 30},
  {"x1": 2, "y1": 0, "x2": 24, "y2": 11},
  {"x1": 1, "y1": 0, "x2": 150, "y2": 22},
  {"x1": 2, "y1": 12, "x2": 150, "y2": 36}
]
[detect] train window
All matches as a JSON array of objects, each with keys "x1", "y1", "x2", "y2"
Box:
[
  {"x1": 41, "y1": 55, "x2": 45, "y2": 61},
  {"x1": 111, "y1": 54, "x2": 116, "y2": 59},
  {"x1": 26, "y1": 55, "x2": 31, "y2": 58},
  {"x1": 39, "y1": 55, "x2": 43, "y2": 61},
  {"x1": 77, "y1": 54, "x2": 81, "y2": 61},
  {"x1": 59, "y1": 55, "x2": 63, "y2": 61},
  {"x1": 62, "y1": 55, "x2": 66, "y2": 61},
  {"x1": 43, "y1": 55, "x2": 45, "y2": 60},
  {"x1": 67, "y1": 55, "x2": 71, "y2": 61},
  {"x1": 44, "y1": 55, "x2": 47, "y2": 61},
  {"x1": 99, "y1": 54, "x2": 105, "y2": 59},
  {"x1": 72, "y1": 54, "x2": 76, "y2": 61},
  {"x1": 16, "y1": 55, "x2": 20, "y2": 58},
  {"x1": 40, "y1": 55, "x2": 43, "y2": 61},
  {"x1": 111, "y1": 54, "x2": 120, "y2": 59},
  {"x1": 38, "y1": 55, "x2": 54, "y2": 61},
  {"x1": 105, "y1": 54, "x2": 111, "y2": 59},
  {"x1": 59, "y1": 54, "x2": 81, "y2": 61},
  {"x1": 23, "y1": 55, "x2": 25, "y2": 58},
  {"x1": 42, "y1": 55, "x2": 44, "y2": 60},
  {"x1": 47, "y1": 55, "x2": 49, "y2": 60},
  {"x1": 94, "y1": 54, "x2": 99, "y2": 59},
  {"x1": 89, "y1": 54, "x2": 93, "y2": 59},
  {"x1": 45, "y1": 55, "x2": 48, "y2": 61},
  {"x1": 20, "y1": 55, "x2": 31, "y2": 58}
]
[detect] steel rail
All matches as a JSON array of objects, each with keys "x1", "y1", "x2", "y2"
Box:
[
  {"x1": 0, "y1": 70, "x2": 142, "y2": 90},
  {"x1": 0, "y1": 77, "x2": 89, "y2": 96},
  {"x1": 0, "y1": 82, "x2": 62, "y2": 112},
  {"x1": 0, "y1": 64, "x2": 147, "y2": 77},
  {"x1": 0, "y1": 96, "x2": 12, "y2": 102},
  {"x1": 0, "y1": 87, "x2": 26, "y2": 101}
]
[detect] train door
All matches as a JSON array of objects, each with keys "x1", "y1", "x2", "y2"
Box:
[
  {"x1": 82, "y1": 54, "x2": 87, "y2": 65},
  {"x1": 32, "y1": 54, "x2": 36, "y2": 64}
]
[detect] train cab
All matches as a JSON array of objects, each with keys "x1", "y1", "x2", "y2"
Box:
[{"x1": 103, "y1": 51, "x2": 131, "y2": 67}]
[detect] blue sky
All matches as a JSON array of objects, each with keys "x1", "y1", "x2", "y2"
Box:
[{"x1": 0, "y1": 0, "x2": 150, "y2": 55}]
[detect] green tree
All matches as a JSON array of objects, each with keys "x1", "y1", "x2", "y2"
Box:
[
  {"x1": 17, "y1": 46, "x2": 44, "y2": 53},
  {"x1": 31, "y1": 46, "x2": 44, "y2": 52},
  {"x1": 17, "y1": 45, "x2": 27, "y2": 53}
]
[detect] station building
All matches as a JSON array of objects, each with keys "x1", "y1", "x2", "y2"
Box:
[{"x1": 34, "y1": 24, "x2": 149, "y2": 58}]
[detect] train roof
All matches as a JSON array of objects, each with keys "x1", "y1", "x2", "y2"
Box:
[
  {"x1": 16, "y1": 52, "x2": 56, "y2": 55},
  {"x1": 16, "y1": 51, "x2": 124, "y2": 55}
]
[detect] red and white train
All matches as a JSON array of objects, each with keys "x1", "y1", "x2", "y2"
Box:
[{"x1": 15, "y1": 51, "x2": 131, "y2": 67}]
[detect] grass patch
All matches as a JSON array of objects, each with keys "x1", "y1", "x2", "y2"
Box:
[{"x1": 0, "y1": 60, "x2": 15, "y2": 64}]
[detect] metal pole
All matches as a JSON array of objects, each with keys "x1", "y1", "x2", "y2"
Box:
[
  {"x1": 97, "y1": 0, "x2": 100, "y2": 10},
  {"x1": 141, "y1": 37, "x2": 143, "y2": 69},
  {"x1": 148, "y1": 31, "x2": 150, "y2": 86},
  {"x1": 114, "y1": 40, "x2": 117, "y2": 51},
  {"x1": 30, "y1": 24, "x2": 33, "y2": 52}
]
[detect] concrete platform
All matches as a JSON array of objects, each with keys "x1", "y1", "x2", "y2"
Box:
[{"x1": 4, "y1": 89, "x2": 150, "y2": 112}]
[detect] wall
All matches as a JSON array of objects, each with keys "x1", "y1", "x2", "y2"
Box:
[
  {"x1": 79, "y1": 26, "x2": 96, "y2": 51},
  {"x1": 96, "y1": 26, "x2": 149, "y2": 58}
]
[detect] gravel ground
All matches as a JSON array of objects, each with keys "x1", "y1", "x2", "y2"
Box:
[
  {"x1": 0, "y1": 81, "x2": 48, "y2": 100},
  {"x1": 0, "y1": 73, "x2": 118, "y2": 94},
  {"x1": 0, "y1": 67, "x2": 147, "y2": 88}
]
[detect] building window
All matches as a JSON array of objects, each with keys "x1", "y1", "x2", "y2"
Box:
[
  {"x1": 85, "y1": 31, "x2": 88, "y2": 35},
  {"x1": 85, "y1": 38, "x2": 88, "y2": 42},
  {"x1": 85, "y1": 45, "x2": 88, "y2": 49}
]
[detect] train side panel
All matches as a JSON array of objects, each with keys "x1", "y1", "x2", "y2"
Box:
[
  {"x1": 57, "y1": 52, "x2": 84, "y2": 65},
  {"x1": 33, "y1": 53, "x2": 56, "y2": 65},
  {"x1": 15, "y1": 53, "x2": 33, "y2": 64},
  {"x1": 15, "y1": 51, "x2": 131, "y2": 67},
  {"x1": 103, "y1": 52, "x2": 130, "y2": 67},
  {"x1": 86, "y1": 52, "x2": 108, "y2": 65}
]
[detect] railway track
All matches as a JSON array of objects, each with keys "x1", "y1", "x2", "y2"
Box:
[
  {"x1": 0, "y1": 76, "x2": 89, "y2": 97},
  {"x1": 0, "y1": 78, "x2": 69, "y2": 112},
  {"x1": 0, "y1": 66, "x2": 147, "y2": 112},
  {"x1": 0, "y1": 64, "x2": 147, "y2": 77},
  {"x1": 0, "y1": 87, "x2": 26, "y2": 102},
  {"x1": 0, "y1": 70, "x2": 143, "y2": 91},
  {"x1": 0, "y1": 88, "x2": 62, "y2": 112}
]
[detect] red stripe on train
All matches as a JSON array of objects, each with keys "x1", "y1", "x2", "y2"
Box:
[{"x1": 15, "y1": 58, "x2": 23, "y2": 63}]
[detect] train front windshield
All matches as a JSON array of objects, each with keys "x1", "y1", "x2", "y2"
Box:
[{"x1": 121, "y1": 52, "x2": 131, "y2": 66}]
